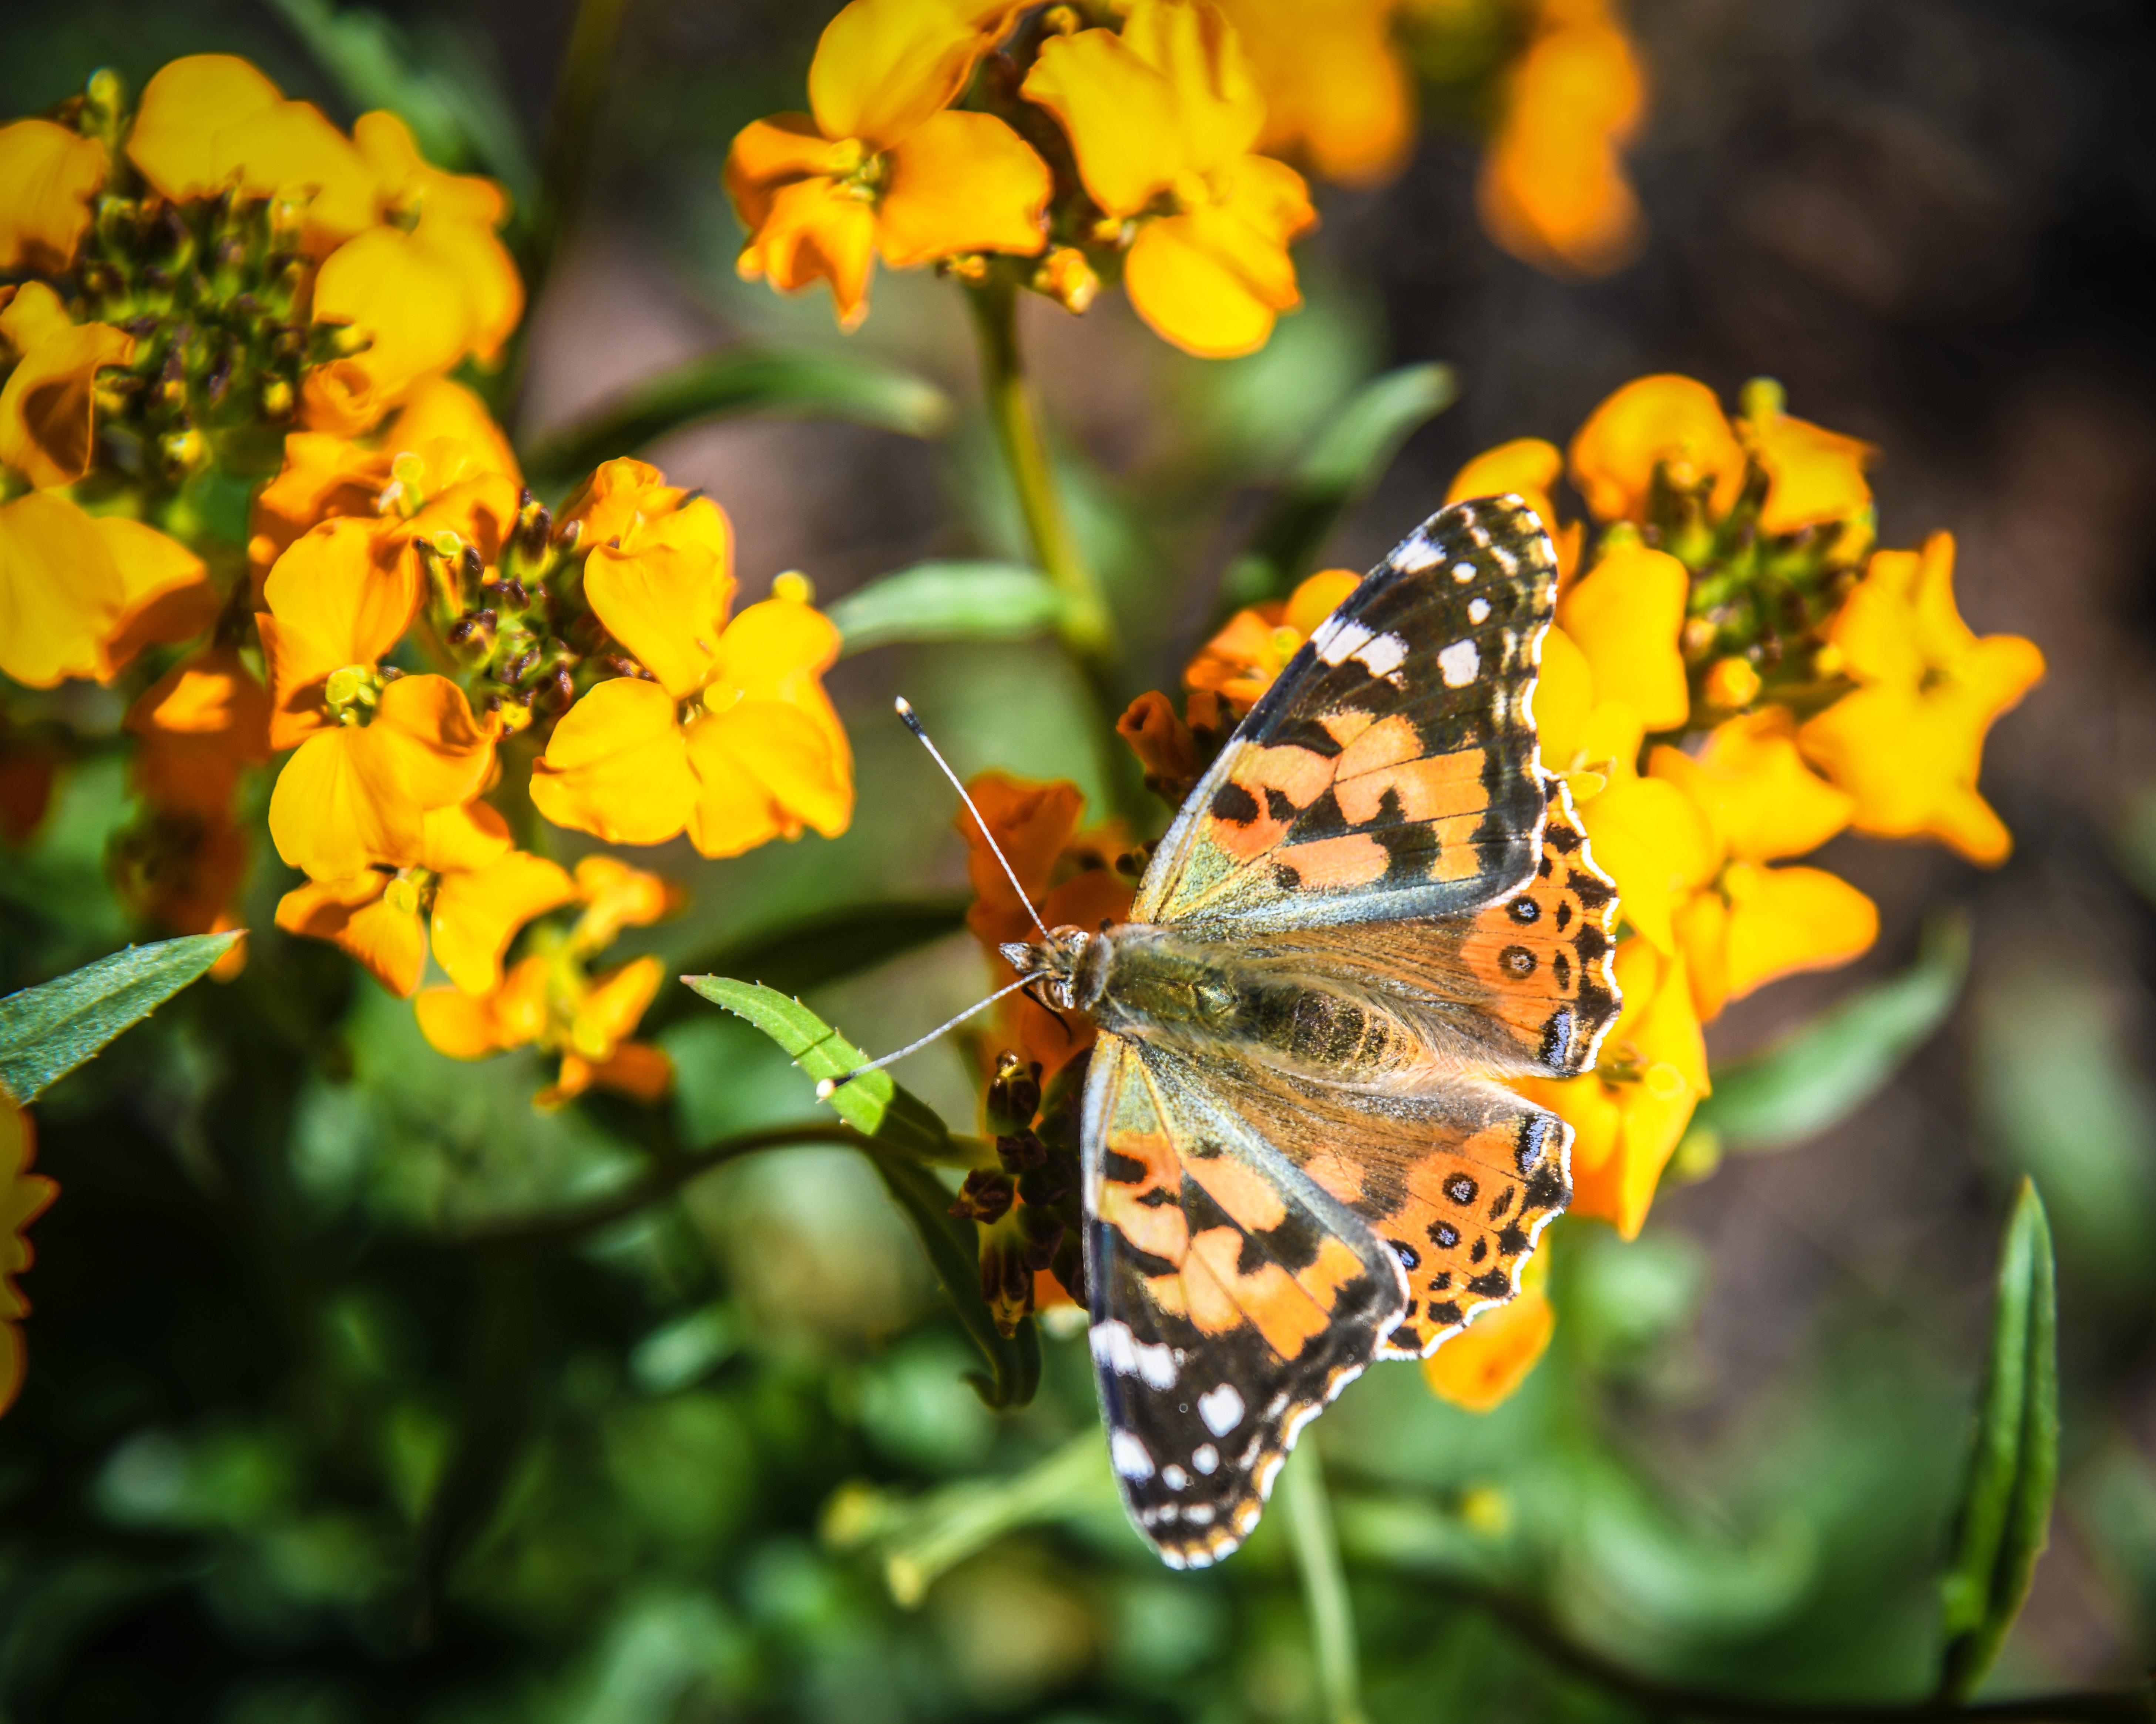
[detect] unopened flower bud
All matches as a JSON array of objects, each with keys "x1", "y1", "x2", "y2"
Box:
[
  {"x1": 985, "y1": 1051, "x2": 1041, "y2": 1136},
  {"x1": 771, "y1": 570, "x2": 814, "y2": 605},
  {"x1": 1034, "y1": 246, "x2": 1099, "y2": 315},
  {"x1": 1703, "y1": 656, "x2": 1761, "y2": 710}
]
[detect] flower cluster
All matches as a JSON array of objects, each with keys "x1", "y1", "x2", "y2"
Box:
[{"x1": 1116, "y1": 372, "x2": 2041, "y2": 1404}]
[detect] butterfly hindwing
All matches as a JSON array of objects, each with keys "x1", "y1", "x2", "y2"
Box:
[
  {"x1": 1083, "y1": 1032, "x2": 1406, "y2": 1568},
  {"x1": 1134, "y1": 497, "x2": 1559, "y2": 935}
]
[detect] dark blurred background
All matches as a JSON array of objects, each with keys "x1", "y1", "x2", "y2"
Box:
[{"x1": 5, "y1": 1, "x2": 2156, "y2": 1717}]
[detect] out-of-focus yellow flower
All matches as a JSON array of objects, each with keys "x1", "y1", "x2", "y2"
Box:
[
  {"x1": 1024, "y1": 0, "x2": 1317, "y2": 357},
  {"x1": 1, "y1": 281, "x2": 132, "y2": 490},
  {"x1": 1446, "y1": 437, "x2": 1583, "y2": 582},
  {"x1": 1185, "y1": 567, "x2": 1360, "y2": 711},
  {"x1": 725, "y1": 0, "x2": 1050, "y2": 331},
  {"x1": 1739, "y1": 387, "x2": 1874, "y2": 537},
  {"x1": 276, "y1": 801, "x2": 574, "y2": 997},
  {"x1": 1649, "y1": 708, "x2": 1851, "y2": 864},
  {"x1": 0, "y1": 1099, "x2": 58, "y2": 1419},
  {"x1": 126, "y1": 644, "x2": 273, "y2": 818},
  {"x1": 1217, "y1": 0, "x2": 1415, "y2": 186},
  {"x1": 0, "y1": 118, "x2": 107, "y2": 273},
  {"x1": 1478, "y1": 0, "x2": 1646, "y2": 279},
  {"x1": 1521, "y1": 938, "x2": 1705, "y2": 1239},
  {"x1": 418, "y1": 949, "x2": 673, "y2": 1110},
  {"x1": 1798, "y1": 532, "x2": 2043, "y2": 866},
  {"x1": 1423, "y1": 1245, "x2": 1554, "y2": 1411},
  {"x1": 569, "y1": 854, "x2": 685, "y2": 954},
  {"x1": 529, "y1": 461, "x2": 852, "y2": 857},
  {"x1": 1556, "y1": 538, "x2": 1690, "y2": 731},
  {"x1": 257, "y1": 517, "x2": 496, "y2": 881},
  {"x1": 1569, "y1": 372, "x2": 1747, "y2": 527}
]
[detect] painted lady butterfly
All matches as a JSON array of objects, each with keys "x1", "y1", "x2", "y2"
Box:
[{"x1": 1005, "y1": 496, "x2": 1622, "y2": 1567}]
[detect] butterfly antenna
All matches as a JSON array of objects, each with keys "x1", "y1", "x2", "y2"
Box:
[
  {"x1": 894, "y1": 696, "x2": 1054, "y2": 943},
  {"x1": 815, "y1": 973, "x2": 1035, "y2": 1100}
]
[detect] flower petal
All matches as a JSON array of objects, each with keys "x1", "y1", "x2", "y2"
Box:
[
  {"x1": 1749, "y1": 410, "x2": 1874, "y2": 537},
  {"x1": 1722, "y1": 862, "x2": 1878, "y2": 1002},
  {"x1": 0, "y1": 120, "x2": 107, "y2": 274},
  {"x1": 809, "y1": 0, "x2": 991, "y2": 149},
  {"x1": 582, "y1": 503, "x2": 736, "y2": 699},
  {"x1": 0, "y1": 293, "x2": 133, "y2": 490},
  {"x1": 1120, "y1": 0, "x2": 1266, "y2": 175},
  {"x1": 683, "y1": 699, "x2": 851, "y2": 856},
  {"x1": 1422, "y1": 1272, "x2": 1554, "y2": 1411},
  {"x1": 1578, "y1": 775, "x2": 1717, "y2": 952},
  {"x1": 305, "y1": 226, "x2": 484, "y2": 431},
  {"x1": 1649, "y1": 709, "x2": 1852, "y2": 863},
  {"x1": 1445, "y1": 437, "x2": 1582, "y2": 582},
  {"x1": 877, "y1": 110, "x2": 1050, "y2": 267},
  {"x1": 572, "y1": 956, "x2": 665, "y2": 1060},
  {"x1": 415, "y1": 800, "x2": 513, "y2": 874},
  {"x1": 1023, "y1": 24, "x2": 1183, "y2": 218},
  {"x1": 1557, "y1": 541, "x2": 1690, "y2": 731},
  {"x1": 362, "y1": 674, "x2": 497, "y2": 816},
  {"x1": 0, "y1": 490, "x2": 124, "y2": 688},
  {"x1": 276, "y1": 871, "x2": 426, "y2": 995},
  {"x1": 571, "y1": 856, "x2": 682, "y2": 952},
  {"x1": 95, "y1": 517, "x2": 216, "y2": 679},
  {"x1": 1568, "y1": 374, "x2": 1746, "y2": 525},
  {"x1": 1125, "y1": 211, "x2": 1280, "y2": 359},
  {"x1": 259, "y1": 517, "x2": 420, "y2": 748},
  {"x1": 433, "y1": 850, "x2": 576, "y2": 995},
  {"x1": 1223, "y1": 0, "x2": 1413, "y2": 186},
  {"x1": 529, "y1": 677, "x2": 698, "y2": 845}
]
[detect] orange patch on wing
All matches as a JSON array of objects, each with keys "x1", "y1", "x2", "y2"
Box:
[
  {"x1": 1186, "y1": 1226, "x2": 1331, "y2": 1360},
  {"x1": 1213, "y1": 742, "x2": 1341, "y2": 863},
  {"x1": 1277, "y1": 832, "x2": 1390, "y2": 888},
  {"x1": 1320, "y1": 708, "x2": 1378, "y2": 749},
  {"x1": 1100, "y1": 1179, "x2": 1190, "y2": 1261},
  {"x1": 1432, "y1": 830, "x2": 1490, "y2": 882},
  {"x1": 1336, "y1": 742, "x2": 1488, "y2": 827},
  {"x1": 1296, "y1": 1235, "x2": 1367, "y2": 1309},
  {"x1": 1303, "y1": 1151, "x2": 1363, "y2": 1207},
  {"x1": 1184, "y1": 1153, "x2": 1290, "y2": 1235}
]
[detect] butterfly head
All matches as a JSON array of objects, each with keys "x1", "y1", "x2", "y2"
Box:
[{"x1": 1000, "y1": 924, "x2": 1109, "y2": 1013}]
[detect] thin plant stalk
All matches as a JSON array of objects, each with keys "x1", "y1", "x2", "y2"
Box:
[{"x1": 1282, "y1": 1439, "x2": 1368, "y2": 1724}]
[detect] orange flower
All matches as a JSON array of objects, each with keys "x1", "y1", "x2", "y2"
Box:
[
  {"x1": 0, "y1": 1099, "x2": 58, "y2": 1419},
  {"x1": 1185, "y1": 567, "x2": 1360, "y2": 711},
  {"x1": 1568, "y1": 373, "x2": 1746, "y2": 526},
  {"x1": 530, "y1": 463, "x2": 852, "y2": 858},
  {"x1": 1798, "y1": 532, "x2": 2044, "y2": 866},
  {"x1": 126, "y1": 644, "x2": 274, "y2": 817},
  {"x1": 0, "y1": 118, "x2": 107, "y2": 273},
  {"x1": 1024, "y1": 0, "x2": 1317, "y2": 357},
  {"x1": 960, "y1": 772, "x2": 1135, "y2": 1077},
  {"x1": 257, "y1": 517, "x2": 496, "y2": 881},
  {"x1": 418, "y1": 950, "x2": 673, "y2": 1111},
  {"x1": 1217, "y1": 0, "x2": 1415, "y2": 186},
  {"x1": 1446, "y1": 437, "x2": 1583, "y2": 582},
  {"x1": 1423, "y1": 1246, "x2": 1555, "y2": 1411},
  {"x1": 1478, "y1": 0, "x2": 1647, "y2": 279},
  {"x1": 276, "y1": 801, "x2": 575, "y2": 997},
  {"x1": 724, "y1": 0, "x2": 1049, "y2": 330}
]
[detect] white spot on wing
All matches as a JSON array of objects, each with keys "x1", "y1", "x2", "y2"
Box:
[
  {"x1": 1438, "y1": 639, "x2": 1481, "y2": 688},
  {"x1": 1354, "y1": 632, "x2": 1408, "y2": 683},
  {"x1": 1111, "y1": 1429, "x2": 1156, "y2": 1480},
  {"x1": 1392, "y1": 535, "x2": 1441, "y2": 572},
  {"x1": 1186, "y1": 1503, "x2": 1215, "y2": 1525},
  {"x1": 1315, "y1": 618, "x2": 1372, "y2": 666},
  {"x1": 1192, "y1": 1444, "x2": 1219, "y2": 1474},
  {"x1": 1467, "y1": 596, "x2": 1491, "y2": 624},
  {"x1": 1091, "y1": 1320, "x2": 1179, "y2": 1390},
  {"x1": 1199, "y1": 1383, "x2": 1246, "y2": 1436},
  {"x1": 1450, "y1": 562, "x2": 1476, "y2": 584},
  {"x1": 1163, "y1": 1464, "x2": 1189, "y2": 1491}
]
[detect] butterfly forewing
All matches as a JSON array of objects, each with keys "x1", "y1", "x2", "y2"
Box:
[{"x1": 1134, "y1": 497, "x2": 1559, "y2": 935}]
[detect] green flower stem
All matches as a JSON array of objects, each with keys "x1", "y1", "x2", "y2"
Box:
[
  {"x1": 965, "y1": 276, "x2": 1115, "y2": 669},
  {"x1": 1282, "y1": 1439, "x2": 1369, "y2": 1724}
]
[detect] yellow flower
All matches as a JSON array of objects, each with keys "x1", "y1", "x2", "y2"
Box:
[
  {"x1": 1532, "y1": 623, "x2": 1646, "y2": 803},
  {"x1": 1520, "y1": 939, "x2": 1706, "y2": 1239},
  {"x1": 1477, "y1": 0, "x2": 1647, "y2": 279},
  {"x1": 568, "y1": 854, "x2": 684, "y2": 954},
  {"x1": 1556, "y1": 538, "x2": 1691, "y2": 732},
  {"x1": 529, "y1": 461, "x2": 852, "y2": 857},
  {"x1": 257, "y1": 517, "x2": 496, "y2": 881},
  {"x1": 1184, "y1": 567, "x2": 1360, "y2": 710},
  {"x1": 126, "y1": 643, "x2": 273, "y2": 817},
  {"x1": 1446, "y1": 437, "x2": 1583, "y2": 581},
  {"x1": 276, "y1": 801, "x2": 575, "y2": 997},
  {"x1": 1576, "y1": 774, "x2": 1717, "y2": 954},
  {"x1": 417, "y1": 950, "x2": 674, "y2": 1111},
  {"x1": 1423, "y1": 1246, "x2": 1555, "y2": 1412},
  {"x1": 0, "y1": 1099, "x2": 58, "y2": 1419},
  {"x1": 1024, "y1": 0, "x2": 1317, "y2": 357},
  {"x1": 0, "y1": 284, "x2": 209, "y2": 689},
  {"x1": 724, "y1": 0, "x2": 1050, "y2": 330},
  {"x1": 0, "y1": 118, "x2": 108, "y2": 273},
  {"x1": 1216, "y1": 0, "x2": 1415, "y2": 186},
  {"x1": 1568, "y1": 373, "x2": 1746, "y2": 525},
  {"x1": 1797, "y1": 532, "x2": 2044, "y2": 866},
  {"x1": 1740, "y1": 391, "x2": 1874, "y2": 537}
]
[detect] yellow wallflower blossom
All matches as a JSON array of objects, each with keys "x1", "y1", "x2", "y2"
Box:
[
  {"x1": 1532, "y1": 623, "x2": 1646, "y2": 803},
  {"x1": 1024, "y1": 0, "x2": 1317, "y2": 357},
  {"x1": 1568, "y1": 373, "x2": 1747, "y2": 525},
  {"x1": 1798, "y1": 533, "x2": 2044, "y2": 866},
  {"x1": 257, "y1": 517, "x2": 496, "y2": 881},
  {"x1": 529, "y1": 461, "x2": 852, "y2": 857},
  {"x1": 1185, "y1": 568, "x2": 1360, "y2": 710},
  {"x1": 418, "y1": 952, "x2": 673, "y2": 1110},
  {"x1": 0, "y1": 118, "x2": 107, "y2": 273},
  {"x1": 0, "y1": 1099, "x2": 58, "y2": 1419},
  {"x1": 1217, "y1": 0, "x2": 1415, "y2": 186},
  {"x1": 1556, "y1": 539, "x2": 1691, "y2": 731},
  {"x1": 1478, "y1": 0, "x2": 1646, "y2": 279},
  {"x1": 725, "y1": 0, "x2": 1050, "y2": 330},
  {"x1": 276, "y1": 801, "x2": 575, "y2": 997},
  {"x1": 1423, "y1": 1246, "x2": 1554, "y2": 1411},
  {"x1": 126, "y1": 644, "x2": 273, "y2": 818},
  {"x1": 1741, "y1": 396, "x2": 1874, "y2": 537},
  {"x1": 1446, "y1": 440, "x2": 1583, "y2": 581}
]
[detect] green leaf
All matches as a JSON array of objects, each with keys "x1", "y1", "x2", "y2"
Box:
[
  {"x1": 1938, "y1": 1178, "x2": 2059, "y2": 1699},
  {"x1": 828, "y1": 562, "x2": 1066, "y2": 657},
  {"x1": 0, "y1": 932, "x2": 241, "y2": 1103},
  {"x1": 1218, "y1": 362, "x2": 1458, "y2": 612},
  {"x1": 1693, "y1": 911, "x2": 1970, "y2": 1151},
  {"x1": 522, "y1": 350, "x2": 953, "y2": 486},
  {"x1": 678, "y1": 977, "x2": 1037, "y2": 1408}
]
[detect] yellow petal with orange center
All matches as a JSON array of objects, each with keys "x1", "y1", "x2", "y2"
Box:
[
  {"x1": 1569, "y1": 374, "x2": 1746, "y2": 526},
  {"x1": 0, "y1": 120, "x2": 107, "y2": 273},
  {"x1": 529, "y1": 676, "x2": 700, "y2": 846},
  {"x1": 0, "y1": 290, "x2": 134, "y2": 490},
  {"x1": 276, "y1": 871, "x2": 426, "y2": 995},
  {"x1": 808, "y1": 0, "x2": 993, "y2": 150},
  {"x1": 433, "y1": 850, "x2": 577, "y2": 995},
  {"x1": 1720, "y1": 862, "x2": 1878, "y2": 1003},
  {"x1": 1557, "y1": 541, "x2": 1690, "y2": 732},
  {"x1": 877, "y1": 110, "x2": 1050, "y2": 268},
  {"x1": 1648, "y1": 709, "x2": 1852, "y2": 863},
  {"x1": 736, "y1": 176, "x2": 880, "y2": 331},
  {"x1": 1578, "y1": 775, "x2": 1717, "y2": 951},
  {"x1": 0, "y1": 490, "x2": 125, "y2": 688},
  {"x1": 1023, "y1": 24, "x2": 1185, "y2": 218}
]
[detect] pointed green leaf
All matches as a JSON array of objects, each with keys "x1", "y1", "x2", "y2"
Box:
[
  {"x1": 0, "y1": 932, "x2": 241, "y2": 1103},
  {"x1": 523, "y1": 350, "x2": 952, "y2": 485},
  {"x1": 1219, "y1": 362, "x2": 1458, "y2": 612},
  {"x1": 1695, "y1": 911, "x2": 1970, "y2": 1151},
  {"x1": 1938, "y1": 1178, "x2": 2058, "y2": 1698},
  {"x1": 679, "y1": 976, "x2": 1037, "y2": 1407},
  {"x1": 828, "y1": 562, "x2": 1065, "y2": 656}
]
